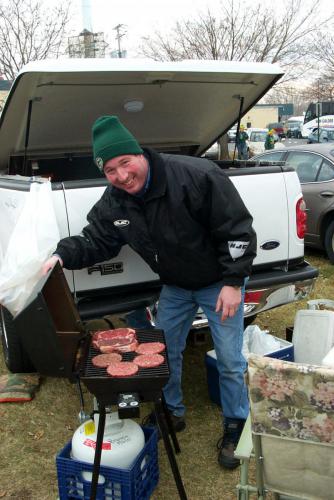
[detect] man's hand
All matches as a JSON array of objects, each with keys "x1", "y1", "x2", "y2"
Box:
[
  {"x1": 215, "y1": 285, "x2": 242, "y2": 322},
  {"x1": 41, "y1": 255, "x2": 63, "y2": 276}
]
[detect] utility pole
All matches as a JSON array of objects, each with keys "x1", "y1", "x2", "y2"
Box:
[
  {"x1": 113, "y1": 24, "x2": 127, "y2": 58},
  {"x1": 317, "y1": 79, "x2": 321, "y2": 143}
]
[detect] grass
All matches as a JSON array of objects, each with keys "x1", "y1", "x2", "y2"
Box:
[{"x1": 0, "y1": 249, "x2": 333, "y2": 500}]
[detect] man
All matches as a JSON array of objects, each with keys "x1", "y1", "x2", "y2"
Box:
[
  {"x1": 235, "y1": 125, "x2": 249, "y2": 160},
  {"x1": 265, "y1": 129, "x2": 275, "y2": 150},
  {"x1": 43, "y1": 115, "x2": 257, "y2": 469}
]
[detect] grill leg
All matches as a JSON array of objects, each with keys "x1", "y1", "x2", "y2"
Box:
[
  {"x1": 161, "y1": 394, "x2": 181, "y2": 454},
  {"x1": 90, "y1": 405, "x2": 106, "y2": 500},
  {"x1": 154, "y1": 399, "x2": 188, "y2": 500}
]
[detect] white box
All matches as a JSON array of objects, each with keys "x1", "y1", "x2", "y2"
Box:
[{"x1": 292, "y1": 309, "x2": 334, "y2": 364}]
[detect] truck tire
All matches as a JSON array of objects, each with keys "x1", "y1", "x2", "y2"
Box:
[
  {"x1": 324, "y1": 221, "x2": 334, "y2": 263},
  {"x1": 0, "y1": 306, "x2": 35, "y2": 373}
]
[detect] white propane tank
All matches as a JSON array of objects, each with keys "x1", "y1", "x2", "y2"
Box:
[
  {"x1": 71, "y1": 412, "x2": 145, "y2": 469},
  {"x1": 70, "y1": 412, "x2": 145, "y2": 497}
]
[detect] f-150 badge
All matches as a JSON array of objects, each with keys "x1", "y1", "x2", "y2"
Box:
[{"x1": 87, "y1": 262, "x2": 124, "y2": 275}]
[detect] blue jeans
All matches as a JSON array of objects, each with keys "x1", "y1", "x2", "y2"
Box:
[
  {"x1": 156, "y1": 281, "x2": 248, "y2": 420},
  {"x1": 237, "y1": 143, "x2": 248, "y2": 160}
]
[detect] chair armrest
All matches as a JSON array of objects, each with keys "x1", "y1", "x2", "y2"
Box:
[{"x1": 234, "y1": 414, "x2": 253, "y2": 459}]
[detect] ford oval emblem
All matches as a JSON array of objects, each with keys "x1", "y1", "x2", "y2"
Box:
[{"x1": 260, "y1": 240, "x2": 280, "y2": 250}]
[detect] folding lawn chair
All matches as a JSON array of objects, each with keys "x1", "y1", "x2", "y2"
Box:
[{"x1": 235, "y1": 354, "x2": 334, "y2": 500}]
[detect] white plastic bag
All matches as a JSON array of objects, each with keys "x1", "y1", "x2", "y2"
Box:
[
  {"x1": 0, "y1": 181, "x2": 60, "y2": 317},
  {"x1": 242, "y1": 324, "x2": 281, "y2": 359}
]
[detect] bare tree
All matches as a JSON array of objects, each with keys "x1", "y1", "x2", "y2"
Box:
[
  {"x1": 139, "y1": 0, "x2": 332, "y2": 83},
  {"x1": 0, "y1": 0, "x2": 71, "y2": 80},
  {"x1": 314, "y1": 32, "x2": 334, "y2": 76},
  {"x1": 139, "y1": 0, "x2": 333, "y2": 158},
  {"x1": 301, "y1": 76, "x2": 334, "y2": 102},
  {"x1": 263, "y1": 71, "x2": 334, "y2": 115}
]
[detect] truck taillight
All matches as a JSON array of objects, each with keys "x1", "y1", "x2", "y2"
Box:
[
  {"x1": 296, "y1": 197, "x2": 307, "y2": 239},
  {"x1": 244, "y1": 290, "x2": 265, "y2": 304}
]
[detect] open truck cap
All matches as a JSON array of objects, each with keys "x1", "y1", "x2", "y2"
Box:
[{"x1": 0, "y1": 58, "x2": 284, "y2": 167}]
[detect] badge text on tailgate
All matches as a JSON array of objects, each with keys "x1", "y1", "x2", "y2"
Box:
[{"x1": 87, "y1": 262, "x2": 124, "y2": 275}]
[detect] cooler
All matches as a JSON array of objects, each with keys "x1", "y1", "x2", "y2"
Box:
[{"x1": 205, "y1": 337, "x2": 294, "y2": 407}]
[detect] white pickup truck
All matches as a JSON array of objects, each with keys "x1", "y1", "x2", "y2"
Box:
[{"x1": 0, "y1": 59, "x2": 318, "y2": 372}]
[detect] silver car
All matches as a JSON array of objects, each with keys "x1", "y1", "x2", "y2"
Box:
[
  {"x1": 307, "y1": 127, "x2": 334, "y2": 144},
  {"x1": 253, "y1": 144, "x2": 334, "y2": 262}
]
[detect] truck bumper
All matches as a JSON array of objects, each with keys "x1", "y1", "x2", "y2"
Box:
[
  {"x1": 244, "y1": 261, "x2": 318, "y2": 317},
  {"x1": 193, "y1": 261, "x2": 318, "y2": 328},
  {"x1": 77, "y1": 262, "x2": 318, "y2": 325}
]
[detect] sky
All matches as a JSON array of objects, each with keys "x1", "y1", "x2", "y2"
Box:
[
  {"x1": 67, "y1": 0, "x2": 331, "y2": 58},
  {"x1": 69, "y1": 0, "x2": 222, "y2": 56}
]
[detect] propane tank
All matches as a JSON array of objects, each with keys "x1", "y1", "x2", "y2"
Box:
[
  {"x1": 72, "y1": 411, "x2": 145, "y2": 468},
  {"x1": 71, "y1": 412, "x2": 145, "y2": 497}
]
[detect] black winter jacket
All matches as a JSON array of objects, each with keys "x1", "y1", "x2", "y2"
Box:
[{"x1": 55, "y1": 148, "x2": 257, "y2": 289}]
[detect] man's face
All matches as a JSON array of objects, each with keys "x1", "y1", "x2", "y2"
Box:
[{"x1": 103, "y1": 154, "x2": 149, "y2": 194}]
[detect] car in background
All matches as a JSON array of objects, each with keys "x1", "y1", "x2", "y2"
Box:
[
  {"x1": 247, "y1": 128, "x2": 283, "y2": 157},
  {"x1": 227, "y1": 127, "x2": 237, "y2": 142},
  {"x1": 266, "y1": 122, "x2": 286, "y2": 138},
  {"x1": 307, "y1": 127, "x2": 334, "y2": 144},
  {"x1": 286, "y1": 119, "x2": 303, "y2": 138},
  {"x1": 253, "y1": 144, "x2": 334, "y2": 262}
]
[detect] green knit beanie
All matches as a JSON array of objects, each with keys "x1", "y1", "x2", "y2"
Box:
[{"x1": 92, "y1": 115, "x2": 143, "y2": 170}]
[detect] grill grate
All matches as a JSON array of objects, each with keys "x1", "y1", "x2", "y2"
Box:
[
  {"x1": 79, "y1": 329, "x2": 170, "y2": 405},
  {"x1": 84, "y1": 329, "x2": 169, "y2": 378}
]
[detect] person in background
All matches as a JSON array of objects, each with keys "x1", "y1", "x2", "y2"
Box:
[
  {"x1": 42, "y1": 115, "x2": 257, "y2": 469},
  {"x1": 235, "y1": 125, "x2": 249, "y2": 160},
  {"x1": 265, "y1": 129, "x2": 275, "y2": 150}
]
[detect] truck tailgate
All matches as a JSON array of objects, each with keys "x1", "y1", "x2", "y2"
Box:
[{"x1": 229, "y1": 167, "x2": 303, "y2": 267}]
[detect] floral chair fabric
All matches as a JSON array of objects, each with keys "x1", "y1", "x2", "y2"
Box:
[{"x1": 248, "y1": 354, "x2": 334, "y2": 445}]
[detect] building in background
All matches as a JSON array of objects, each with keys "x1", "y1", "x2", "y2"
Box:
[
  {"x1": 68, "y1": 0, "x2": 108, "y2": 58},
  {"x1": 68, "y1": 30, "x2": 108, "y2": 58},
  {"x1": 240, "y1": 103, "x2": 294, "y2": 129}
]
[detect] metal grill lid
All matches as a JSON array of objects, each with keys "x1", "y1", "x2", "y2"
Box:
[{"x1": 13, "y1": 262, "x2": 84, "y2": 378}]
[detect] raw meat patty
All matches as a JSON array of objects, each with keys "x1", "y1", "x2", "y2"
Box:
[
  {"x1": 133, "y1": 353, "x2": 164, "y2": 368},
  {"x1": 135, "y1": 342, "x2": 165, "y2": 355},
  {"x1": 91, "y1": 352, "x2": 122, "y2": 368},
  {"x1": 106, "y1": 361, "x2": 139, "y2": 377}
]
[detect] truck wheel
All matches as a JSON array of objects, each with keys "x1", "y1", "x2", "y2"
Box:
[
  {"x1": 324, "y1": 221, "x2": 334, "y2": 263},
  {"x1": 0, "y1": 306, "x2": 35, "y2": 373}
]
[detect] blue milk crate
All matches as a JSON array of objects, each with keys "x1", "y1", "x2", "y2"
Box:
[
  {"x1": 56, "y1": 426, "x2": 159, "y2": 500},
  {"x1": 205, "y1": 337, "x2": 294, "y2": 407}
]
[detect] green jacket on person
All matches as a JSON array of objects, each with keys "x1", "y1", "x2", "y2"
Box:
[{"x1": 265, "y1": 134, "x2": 275, "y2": 150}]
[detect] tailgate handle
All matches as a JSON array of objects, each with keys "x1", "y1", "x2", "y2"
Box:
[{"x1": 320, "y1": 191, "x2": 334, "y2": 198}]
